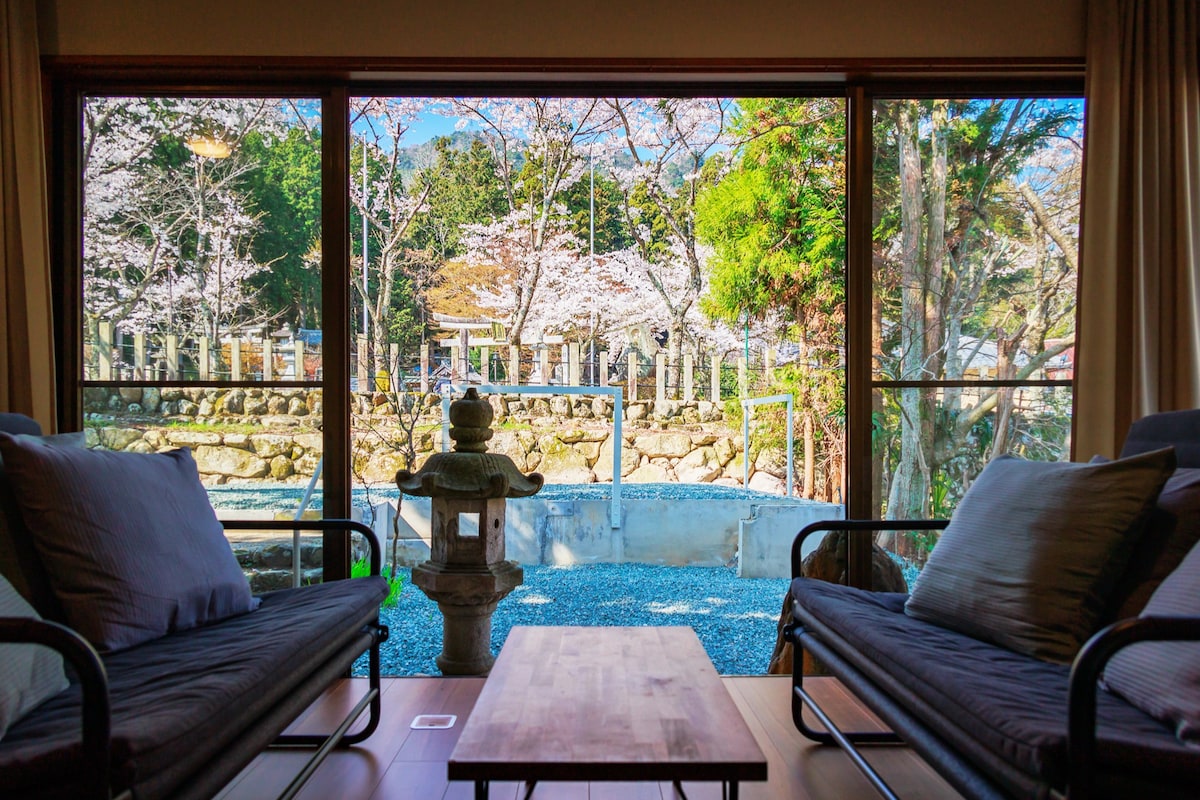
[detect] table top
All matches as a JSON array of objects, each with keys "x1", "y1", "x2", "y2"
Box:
[{"x1": 447, "y1": 625, "x2": 768, "y2": 783}]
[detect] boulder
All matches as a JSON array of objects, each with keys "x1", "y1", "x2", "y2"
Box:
[
  {"x1": 288, "y1": 396, "x2": 310, "y2": 416},
  {"x1": 625, "y1": 403, "x2": 648, "y2": 422},
  {"x1": 141, "y1": 387, "x2": 162, "y2": 413},
  {"x1": 594, "y1": 434, "x2": 639, "y2": 481},
  {"x1": 748, "y1": 471, "x2": 786, "y2": 495},
  {"x1": 674, "y1": 447, "x2": 722, "y2": 484},
  {"x1": 590, "y1": 397, "x2": 609, "y2": 418},
  {"x1": 634, "y1": 432, "x2": 692, "y2": 459},
  {"x1": 220, "y1": 389, "x2": 245, "y2": 415},
  {"x1": 537, "y1": 439, "x2": 594, "y2": 483},
  {"x1": 224, "y1": 433, "x2": 250, "y2": 450},
  {"x1": 488, "y1": 430, "x2": 529, "y2": 471},
  {"x1": 292, "y1": 433, "x2": 323, "y2": 453},
  {"x1": 713, "y1": 437, "x2": 737, "y2": 465},
  {"x1": 98, "y1": 427, "x2": 144, "y2": 452},
  {"x1": 625, "y1": 462, "x2": 671, "y2": 483},
  {"x1": 270, "y1": 455, "x2": 294, "y2": 479},
  {"x1": 165, "y1": 430, "x2": 223, "y2": 448},
  {"x1": 192, "y1": 445, "x2": 270, "y2": 479},
  {"x1": 549, "y1": 396, "x2": 571, "y2": 416},
  {"x1": 249, "y1": 433, "x2": 293, "y2": 459}
]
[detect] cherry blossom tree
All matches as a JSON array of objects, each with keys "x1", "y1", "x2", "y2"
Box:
[
  {"x1": 448, "y1": 97, "x2": 617, "y2": 344},
  {"x1": 603, "y1": 97, "x2": 735, "y2": 396},
  {"x1": 83, "y1": 97, "x2": 284, "y2": 366},
  {"x1": 350, "y1": 97, "x2": 436, "y2": 372}
]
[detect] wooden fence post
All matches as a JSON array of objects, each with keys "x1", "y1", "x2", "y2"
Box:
[
  {"x1": 420, "y1": 343, "x2": 430, "y2": 393},
  {"x1": 568, "y1": 342, "x2": 581, "y2": 386},
  {"x1": 165, "y1": 335, "x2": 179, "y2": 381},
  {"x1": 296, "y1": 341, "x2": 307, "y2": 380},
  {"x1": 683, "y1": 352, "x2": 694, "y2": 401},
  {"x1": 600, "y1": 350, "x2": 609, "y2": 387},
  {"x1": 508, "y1": 345, "x2": 520, "y2": 386},
  {"x1": 628, "y1": 351, "x2": 638, "y2": 401},
  {"x1": 357, "y1": 335, "x2": 368, "y2": 390},
  {"x1": 480, "y1": 345, "x2": 490, "y2": 382},
  {"x1": 97, "y1": 321, "x2": 113, "y2": 380},
  {"x1": 765, "y1": 348, "x2": 775, "y2": 387},
  {"x1": 711, "y1": 352, "x2": 722, "y2": 403},
  {"x1": 231, "y1": 340, "x2": 243, "y2": 381},
  {"x1": 539, "y1": 345, "x2": 550, "y2": 385},
  {"x1": 199, "y1": 338, "x2": 211, "y2": 380},
  {"x1": 655, "y1": 353, "x2": 666, "y2": 402},
  {"x1": 132, "y1": 333, "x2": 146, "y2": 380},
  {"x1": 263, "y1": 337, "x2": 274, "y2": 381}
]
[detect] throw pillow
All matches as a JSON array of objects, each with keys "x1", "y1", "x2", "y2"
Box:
[
  {"x1": 0, "y1": 431, "x2": 86, "y2": 621},
  {"x1": 904, "y1": 447, "x2": 1176, "y2": 663},
  {"x1": 0, "y1": 574, "x2": 70, "y2": 741},
  {"x1": 1109, "y1": 467, "x2": 1200, "y2": 620},
  {"x1": 0, "y1": 434, "x2": 259, "y2": 652},
  {"x1": 1104, "y1": 540, "x2": 1200, "y2": 743}
]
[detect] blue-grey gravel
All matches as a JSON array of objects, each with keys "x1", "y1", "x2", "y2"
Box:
[{"x1": 354, "y1": 563, "x2": 791, "y2": 676}]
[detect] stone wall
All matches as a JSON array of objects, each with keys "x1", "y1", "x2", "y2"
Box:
[{"x1": 84, "y1": 386, "x2": 792, "y2": 493}]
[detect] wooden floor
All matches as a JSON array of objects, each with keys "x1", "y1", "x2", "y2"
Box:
[{"x1": 216, "y1": 676, "x2": 963, "y2": 800}]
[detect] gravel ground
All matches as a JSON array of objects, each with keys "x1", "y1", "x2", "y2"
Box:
[{"x1": 353, "y1": 563, "x2": 792, "y2": 677}]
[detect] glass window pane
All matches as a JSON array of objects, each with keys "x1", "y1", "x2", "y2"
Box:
[
  {"x1": 871, "y1": 384, "x2": 1073, "y2": 568},
  {"x1": 81, "y1": 96, "x2": 324, "y2": 524},
  {"x1": 869, "y1": 98, "x2": 1082, "y2": 522}
]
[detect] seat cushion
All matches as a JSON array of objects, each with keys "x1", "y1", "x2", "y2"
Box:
[
  {"x1": 792, "y1": 577, "x2": 1200, "y2": 797},
  {"x1": 0, "y1": 575, "x2": 388, "y2": 800},
  {"x1": 0, "y1": 435, "x2": 259, "y2": 651},
  {"x1": 0, "y1": 576, "x2": 69, "y2": 741},
  {"x1": 1105, "y1": 540, "x2": 1200, "y2": 743},
  {"x1": 904, "y1": 448, "x2": 1176, "y2": 663}
]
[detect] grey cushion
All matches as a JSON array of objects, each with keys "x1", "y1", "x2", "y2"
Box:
[
  {"x1": 0, "y1": 434, "x2": 258, "y2": 652},
  {"x1": 1105, "y1": 541, "x2": 1200, "y2": 743},
  {"x1": 905, "y1": 448, "x2": 1176, "y2": 662},
  {"x1": 0, "y1": 574, "x2": 69, "y2": 741}
]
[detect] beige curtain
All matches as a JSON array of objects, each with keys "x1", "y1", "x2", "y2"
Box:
[
  {"x1": 1075, "y1": 0, "x2": 1200, "y2": 458},
  {"x1": 0, "y1": 0, "x2": 56, "y2": 431}
]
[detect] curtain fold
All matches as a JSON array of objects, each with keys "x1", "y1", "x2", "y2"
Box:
[
  {"x1": 1075, "y1": 0, "x2": 1200, "y2": 458},
  {"x1": 0, "y1": 0, "x2": 56, "y2": 431}
]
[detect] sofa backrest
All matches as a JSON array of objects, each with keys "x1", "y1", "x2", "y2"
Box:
[
  {"x1": 0, "y1": 414, "x2": 69, "y2": 621},
  {"x1": 1121, "y1": 409, "x2": 1200, "y2": 466}
]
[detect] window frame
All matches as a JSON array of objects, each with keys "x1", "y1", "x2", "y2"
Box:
[{"x1": 43, "y1": 60, "x2": 1085, "y2": 585}]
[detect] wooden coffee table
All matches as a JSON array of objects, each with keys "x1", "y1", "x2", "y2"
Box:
[{"x1": 448, "y1": 625, "x2": 767, "y2": 799}]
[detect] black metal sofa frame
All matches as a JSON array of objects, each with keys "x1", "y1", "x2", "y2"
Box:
[
  {"x1": 0, "y1": 415, "x2": 390, "y2": 800},
  {"x1": 782, "y1": 411, "x2": 1200, "y2": 800},
  {"x1": 0, "y1": 518, "x2": 389, "y2": 800}
]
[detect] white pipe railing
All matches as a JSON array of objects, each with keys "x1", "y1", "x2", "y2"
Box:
[
  {"x1": 443, "y1": 384, "x2": 624, "y2": 528},
  {"x1": 741, "y1": 393, "x2": 794, "y2": 496}
]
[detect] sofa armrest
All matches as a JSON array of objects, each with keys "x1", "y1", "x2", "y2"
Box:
[
  {"x1": 790, "y1": 519, "x2": 949, "y2": 580},
  {"x1": 1068, "y1": 615, "x2": 1200, "y2": 798},
  {"x1": 0, "y1": 617, "x2": 112, "y2": 800},
  {"x1": 220, "y1": 518, "x2": 383, "y2": 577}
]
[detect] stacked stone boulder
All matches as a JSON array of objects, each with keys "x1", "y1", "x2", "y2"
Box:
[{"x1": 83, "y1": 386, "x2": 794, "y2": 491}]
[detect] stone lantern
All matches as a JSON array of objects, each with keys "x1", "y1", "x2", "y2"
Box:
[{"x1": 395, "y1": 388, "x2": 543, "y2": 675}]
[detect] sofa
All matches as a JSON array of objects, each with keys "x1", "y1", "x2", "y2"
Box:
[
  {"x1": 784, "y1": 409, "x2": 1200, "y2": 799},
  {"x1": 0, "y1": 413, "x2": 390, "y2": 800}
]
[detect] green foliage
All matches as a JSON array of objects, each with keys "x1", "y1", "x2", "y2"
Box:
[
  {"x1": 697, "y1": 98, "x2": 847, "y2": 329},
  {"x1": 240, "y1": 127, "x2": 323, "y2": 327},
  {"x1": 352, "y1": 556, "x2": 404, "y2": 608}
]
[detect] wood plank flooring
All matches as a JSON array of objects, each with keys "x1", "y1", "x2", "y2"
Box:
[{"x1": 216, "y1": 676, "x2": 963, "y2": 800}]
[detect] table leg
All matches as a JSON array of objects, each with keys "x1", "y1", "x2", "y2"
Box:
[
  {"x1": 728, "y1": 781, "x2": 738, "y2": 800},
  {"x1": 474, "y1": 780, "x2": 488, "y2": 800}
]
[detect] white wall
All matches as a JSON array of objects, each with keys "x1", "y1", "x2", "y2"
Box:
[{"x1": 37, "y1": 0, "x2": 1084, "y2": 61}]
